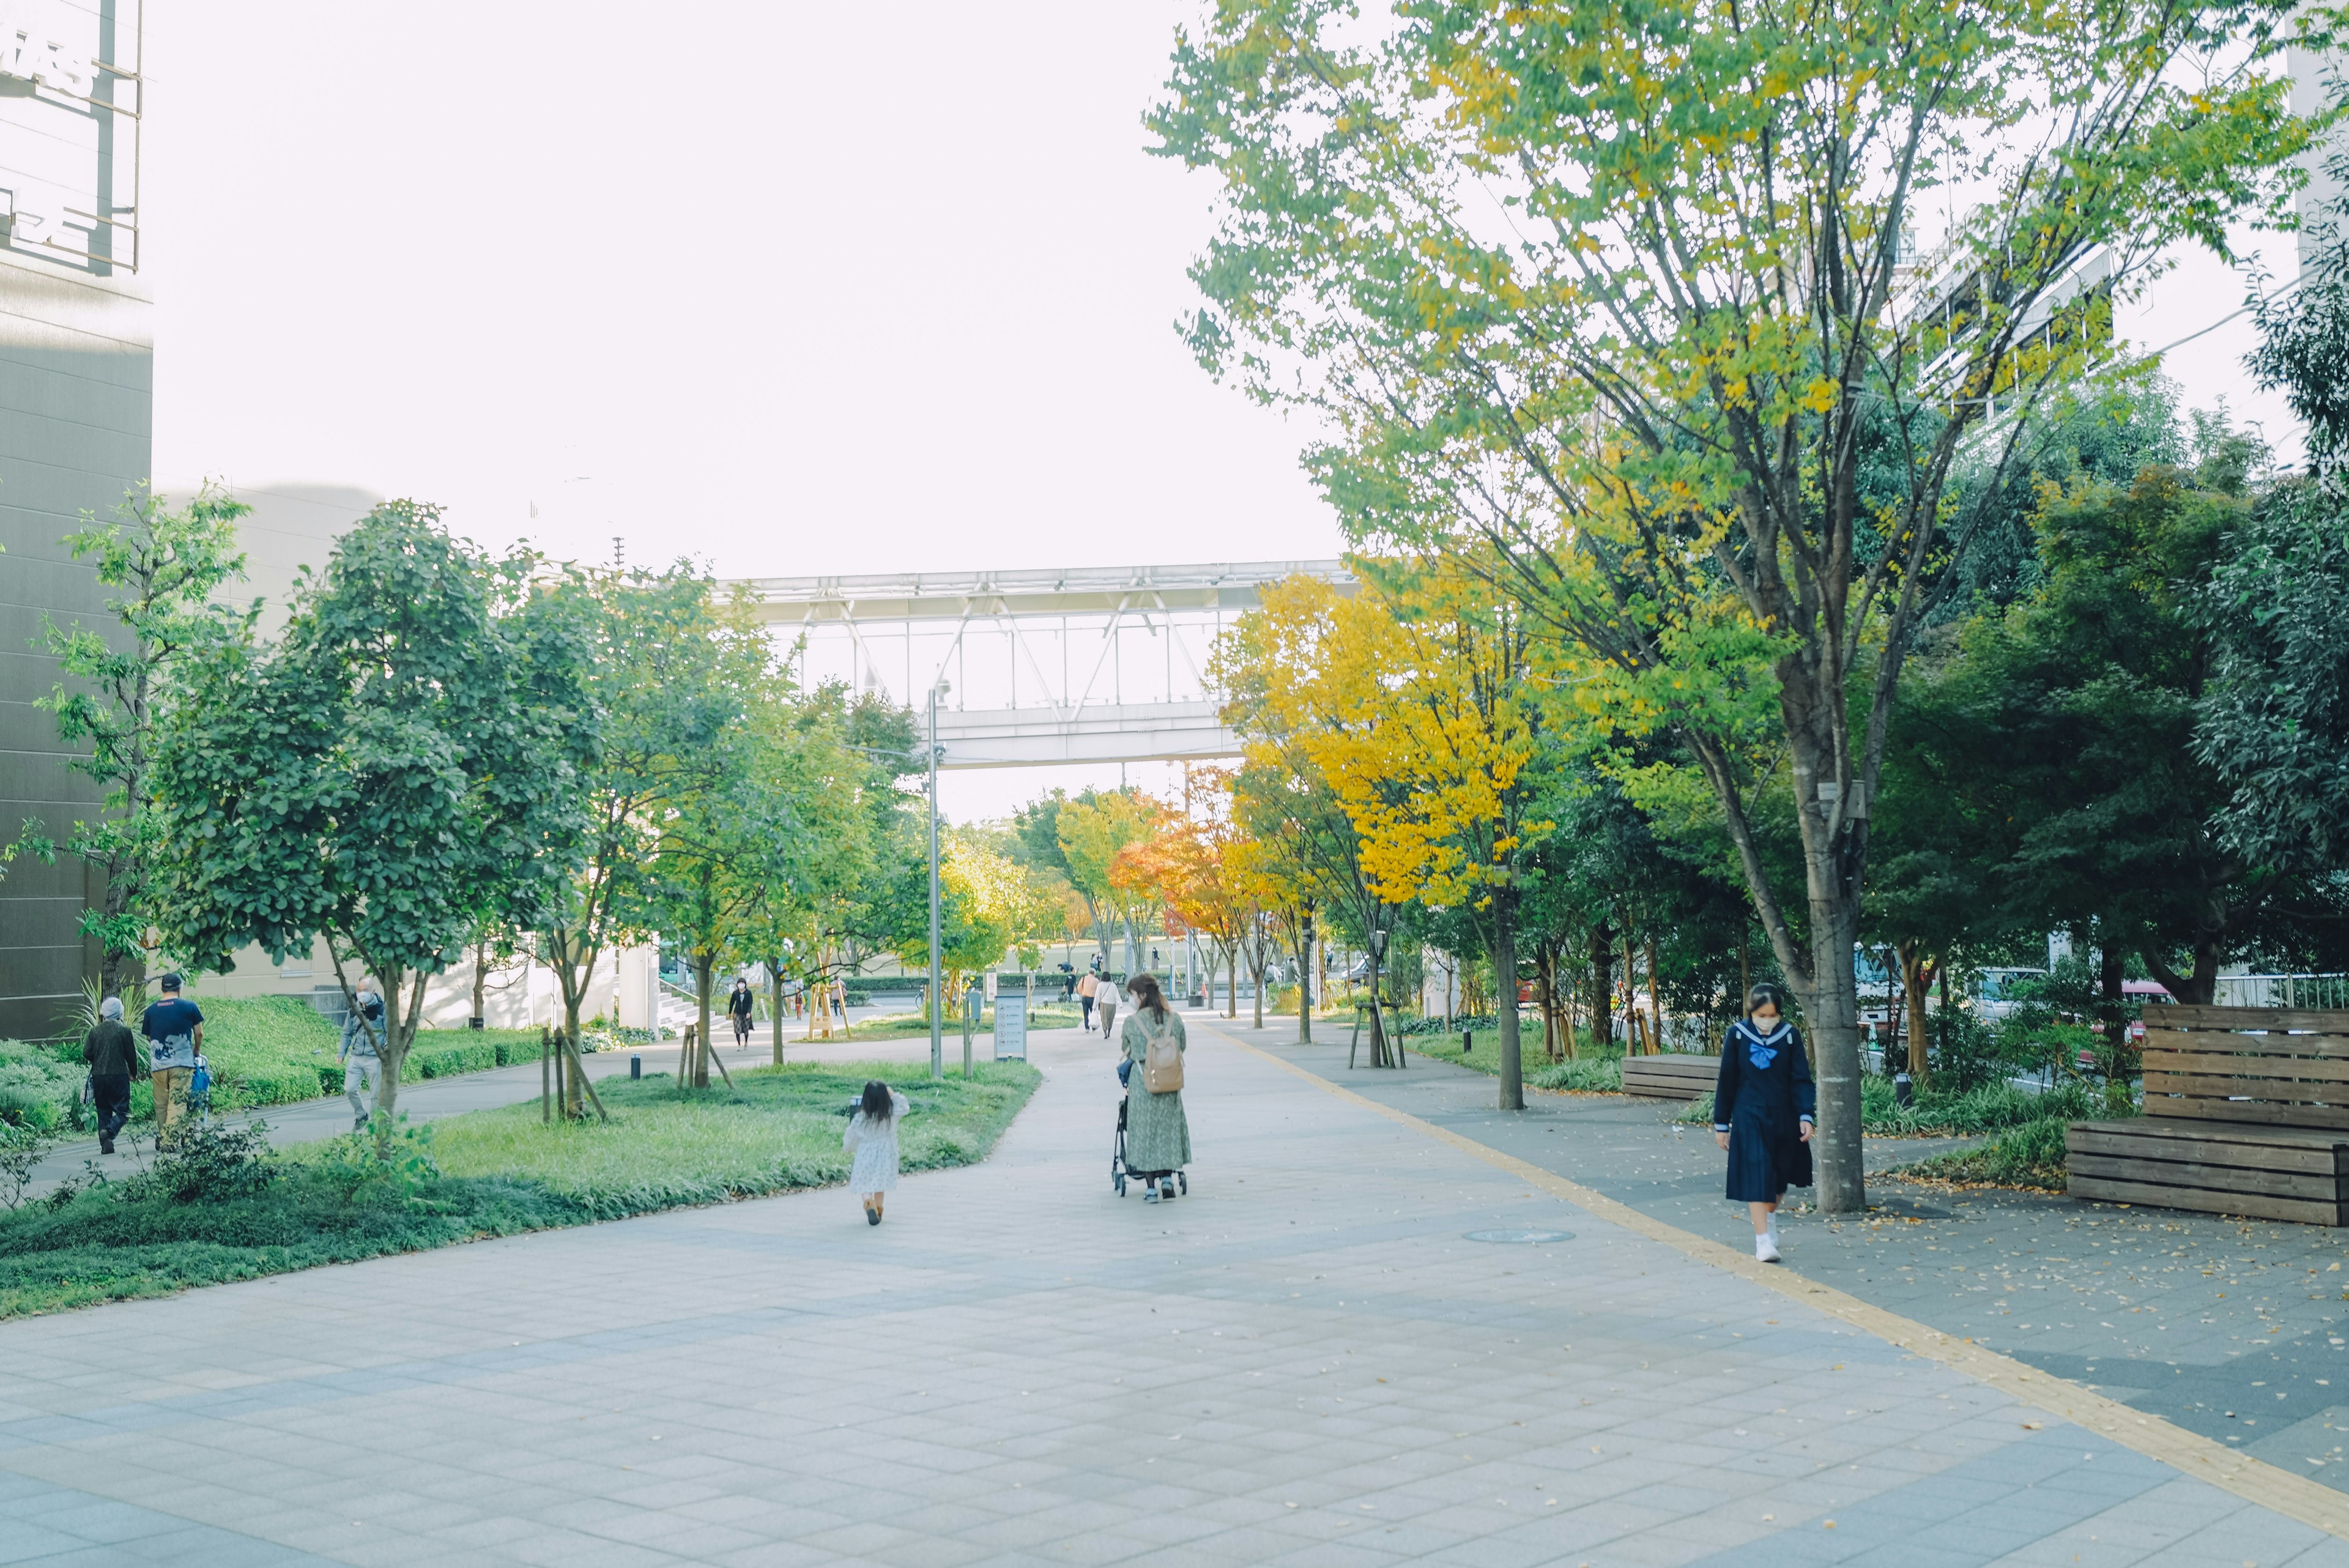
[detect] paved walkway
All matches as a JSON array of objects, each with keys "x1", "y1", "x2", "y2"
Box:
[
  {"x1": 1266, "y1": 1027, "x2": 2349, "y2": 1488},
  {"x1": 1, "y1": 1014, "x2": 2345, "y2": 1565}
]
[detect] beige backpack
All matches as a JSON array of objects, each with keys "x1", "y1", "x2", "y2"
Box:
[{"x1": 1140, "y1": 1013, "x2": 1184, "y2": 1093}]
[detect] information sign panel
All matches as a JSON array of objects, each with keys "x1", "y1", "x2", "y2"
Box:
[{"x1": 992, "y1": 991, "x2": 1028, "y2": 1060}]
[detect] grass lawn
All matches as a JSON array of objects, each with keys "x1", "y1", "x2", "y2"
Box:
[
  {"x1": 0, "y1": 1059, "x2": 1039, "y2": 1319},
  {"x1": 1411, "y1": 1029, "x2": 1628, "y2": 1093},
  {"x1": 0, "y1": 996, "x2": 555, "y2": 1134},
  {"x1": 815, "y1": 1003, "x2": 1086, "y2": 1041}
]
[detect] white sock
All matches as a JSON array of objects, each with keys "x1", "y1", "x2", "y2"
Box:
[{"x1": 1766, "y1": 1213, "x2": 1779, "y2": 1242}]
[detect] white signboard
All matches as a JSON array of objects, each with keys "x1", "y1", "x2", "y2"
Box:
[
  {"x1": 992, "y1": 991, "x2": 1028, "y2": 1061},
  {"x1": 0, "y1": 0, "x2": 138, "y2": 272}
]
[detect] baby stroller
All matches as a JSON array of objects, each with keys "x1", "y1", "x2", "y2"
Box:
[{"x1": 1110, "y1": 1060, "x2": 1187, "y2": 1199}]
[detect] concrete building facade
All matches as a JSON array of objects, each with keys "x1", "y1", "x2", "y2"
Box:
[{"x1": 0, "y1": 0, "x2": 149, "y2": 1039}]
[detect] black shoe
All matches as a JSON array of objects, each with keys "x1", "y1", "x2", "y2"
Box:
[
  {"x1": 99, "y1": 1135, "x2": 114, "y2": 1154},
  {"x1": 1160, "y1": 1180, "x2": 1176, "y2": 1201},
  {"x1": 867, "y1": 1207, "x2": 881, "y2": 1226}
]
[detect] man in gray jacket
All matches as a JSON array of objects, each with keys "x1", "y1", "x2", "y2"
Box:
[
  {"x1": 341, "y1": 988, "x2": 385, "y2": 1132},
  {"x1": 83, "y1": 995, "x2": 139, "y2": 1154}
]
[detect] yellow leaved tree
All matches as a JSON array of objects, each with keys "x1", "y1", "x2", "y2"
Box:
[{"x1": 1216, "y1": 568, "x2": 1551, "y2": 1102}]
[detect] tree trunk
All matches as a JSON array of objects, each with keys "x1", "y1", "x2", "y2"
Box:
[
  {"x1": 1534, "y1": 940, "x2": 1557, "y2": 1061},
  {"x1": 692, "y1": 954, "x2": 714, "y2": 1089},
  {"x1": 471, "y1": 940, "x2": 488, "y2": 1026},
  {"x1": 2151, "y1": 940, "x2": 2217, "y2": 1011},
  {"x1": 1250, "y1": 955, "x2": 1266, "y2": 1029},
  {"x1": 1934, "y1": 964, "x2": 1951, "y2": 1088},
  {"x1": 1900, "y1": 943, "x2": 1934, "y2": 1082},
  {"x1": 1646, "y1": 935, "x2": 1663, "y2": 1053},
  {"x1": 2098, "y1": 940, "x2": 2125, "y2": 1077},
  {"x1": 1803, "y1": 899, "x2": 1865, "y2": 1214},
  {"x1": 1491, "y1": 893, "x2": 1523, "y2": 1110},
  {"x1": 770, "y1": 960, "x2": 786, "y2": 1066},
  {"x1": 1740, "y1": 924, "x2": 1751, "y2": 1016},
  {"x1": 1622, "y1": 924, "x2": 1642, "y2": 1053},
  {"x1": 1294, "y1": 906, "x2": 1315, "y2": 1044},
  {"x1": 544, "y1": 924, "x2": 602, "y2": 1118},
  {"x1": 1223, "y1": 940, "x2": 1239, "y2": 1018},
  {"x1": 1590, "y1": 921, "x2": 1614, "y2": 1057}
]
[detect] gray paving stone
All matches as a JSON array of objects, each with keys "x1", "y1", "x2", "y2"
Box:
[{"x1": 6, "y1": 1019, "x2": 2349, "y2": 1567}]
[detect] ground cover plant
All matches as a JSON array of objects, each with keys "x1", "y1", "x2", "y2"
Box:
[
  {"x1": 1893, "y1": 1118, "x2": 2074, "y2": 1192},
  {"x1": 0, "y1": 1059, "x2": 1039, "y2": 1318},
  {"x1": 1414, "y1": 1029, "x2": 1627, "y2": 1093}
]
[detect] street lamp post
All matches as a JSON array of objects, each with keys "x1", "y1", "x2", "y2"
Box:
[{"x1": 928, "y1": 682, "x2": 945, "y2": 1080}]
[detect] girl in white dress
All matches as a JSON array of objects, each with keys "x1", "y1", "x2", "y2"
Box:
[{"x1": 844, "y1": 1079, "x2": 910, "y2": 1225}]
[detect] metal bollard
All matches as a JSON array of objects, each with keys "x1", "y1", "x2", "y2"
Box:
[
  {"x1": 1893, "y1": 1071, "x2": 1912, "y2": 1109},
  {"x1": 630, "y1": 1053, "x2": 642, "y2": 1080},
  {"x1": 1462, "y1": 1028, "x2": 1472, "y2": 1055}
]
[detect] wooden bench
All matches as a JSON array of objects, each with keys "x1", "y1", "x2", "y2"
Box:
[
  {"x1": 2067, "y1": 1005, "x2": 2349, "y2": 1226},
  {"x1": 1620, "y1": 1052, "x2": 1718, "y2": 1101}
]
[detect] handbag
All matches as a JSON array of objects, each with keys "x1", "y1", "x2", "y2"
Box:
[{"x1": 1140, "y1": 1016, "x2": 1184, "y2": 1093}]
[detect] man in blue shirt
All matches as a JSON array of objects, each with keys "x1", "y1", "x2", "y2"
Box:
[{"x1": 139, "y1": 972, "x2": 204, "y2": 1149}]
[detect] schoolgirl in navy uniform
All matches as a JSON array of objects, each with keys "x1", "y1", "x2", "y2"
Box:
[{"x1": 1712, "y1": 985, "x2": 1815, "y2": 1261}]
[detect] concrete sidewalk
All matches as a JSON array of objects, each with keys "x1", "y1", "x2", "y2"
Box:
[
  {"x1": 1249, "y1": 1020, "x2": 2349, "y2": 1492},
  {"x1": 0, "y1": 1011, "x2": 2343, "y2": 1565}
]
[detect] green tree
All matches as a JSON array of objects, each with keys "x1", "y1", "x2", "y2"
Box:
[
  {"x1": 532, "y1": 567, "x2": 751, "y2": 1111},
  {"x1": 151, "y1": 502, "x2": 592, "y2": 1132},
  {"x1": 28, "y1": 483, "x2": 253, "y2": 998},
  {"x1": 734, "y1": 701, "x2": 876, "y2": 1063},
  {"x1": 2197, "y1": 226, "x2": 2349, "y2": 873},
  {"x1": 1058, "y1": 789, "x2": 1155, "y2": 971},
  {"x1": 645, "y1": 669, "x2": 788, "y2": 1091},
  {"x1": 1153, "y1": 0, "x2": 2327, "y2": 1210}
]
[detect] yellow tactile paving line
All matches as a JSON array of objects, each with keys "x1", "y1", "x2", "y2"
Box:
[{"x1": 1205, "y1": 1020, "x2": 2349, "y2": 1542}]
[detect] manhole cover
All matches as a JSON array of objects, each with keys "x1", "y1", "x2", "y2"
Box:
[{"x1": 1463, "y1": 1228, "x2": 1575, "y2": 1244}]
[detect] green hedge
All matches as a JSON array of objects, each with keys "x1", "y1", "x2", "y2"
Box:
[{"x1": 4, "y1": 1000, "x2": 557, "y2": 1133}]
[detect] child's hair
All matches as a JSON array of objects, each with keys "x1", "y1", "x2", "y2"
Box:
[
  {"x1": 1127, "y1": 973, "x2": 1169, "y2": 1020},
  {"x1": 859, "y1": 1080, "x2": 894, "y2": 1124},
  {"x1": 1746, "y1": 984, "x2": 1785, "y2": 1017}
]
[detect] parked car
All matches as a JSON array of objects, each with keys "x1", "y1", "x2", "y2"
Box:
[{"x1": 1970, "y1": 967, "x2": 2047, "y2": 1023}]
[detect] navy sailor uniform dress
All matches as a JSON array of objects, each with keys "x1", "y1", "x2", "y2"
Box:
[{"x1": 1713, "y1": 1020, "x2": 1816, "y2": 1203}]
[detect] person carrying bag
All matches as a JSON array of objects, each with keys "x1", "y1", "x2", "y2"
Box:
[{"x1": 1117, "y1": 973, "x2": 1191, "y2": 1202}]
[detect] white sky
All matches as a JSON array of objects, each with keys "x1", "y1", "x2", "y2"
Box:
[
  {"x1": 144, "y1": 2, "x2": 1341, "y2": 582},
  {"x1": 143, "y1": 2, "x2": 2312, "y2": 820}
]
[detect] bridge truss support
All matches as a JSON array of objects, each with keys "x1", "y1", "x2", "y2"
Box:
[{"x1": 729, "y1": 561, "x2": 1354, "y2": 770}]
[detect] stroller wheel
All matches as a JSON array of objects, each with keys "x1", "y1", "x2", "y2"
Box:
[
  {"x1": 1177, "y1": 1172, "x2": 1187, "y2": 1195},
  {"x1": 1114, "y1": 1174, "x2": 1126, "y2": 1197}
]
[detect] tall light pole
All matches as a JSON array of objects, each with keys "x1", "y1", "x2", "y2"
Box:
[{"x1": 927, "y1": 680, "x2": 946, "y2": 1080}]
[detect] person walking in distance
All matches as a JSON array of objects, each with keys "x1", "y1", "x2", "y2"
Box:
[
  {"x1": 844, "y1": 1079, "x2": 910, "y2": 1226},
  {"x1": 1095, "y1": 974, "x2": 1119, "y2": 1042},
  {"x1": 1076, "y1": 968, "x2": 1098, "y2": 1033},
  {"x1": 729, "y1": 977, "x2": 755, "y2": 1050},
  {"x1": 83, "y1": 995, "x2": 138, "y2": 1154},
  {"x1": 1712, "y1": 985, "x2": 1815, "y2": 1262},
  {"x1": 1119, "y1": 973, "x2": 1190, "y2": 1202},
  {"x1": 341, "y1": 988, "x2": 385, "y2": 1132},
  {"x1": 139, "y1": 973, "x2": 204, "y2": 1150}
]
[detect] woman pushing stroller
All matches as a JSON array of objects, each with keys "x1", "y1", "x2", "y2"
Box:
[
  {"x1": 1118, "y1": 974, "x2": 1190, "y2": 1203},
  {"x1": 1713, "y1": 984, "x2": 1814, "y2": 1262}
]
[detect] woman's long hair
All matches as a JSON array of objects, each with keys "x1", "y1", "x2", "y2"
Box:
[
  {"x1": 1127, "y1": 973, "x2": 1169, "y2": 1021},
  {"x1": 859, "y1": 1080, "x2": 894, "y2": 1124}
]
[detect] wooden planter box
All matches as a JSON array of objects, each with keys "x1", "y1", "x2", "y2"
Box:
[
  {"x1": 1620, "y1": 1052, "x2": 1718, "y2": 1101},
  {"x1": 2068, "y1": 1005, "x2": 2349, "y2": 1226}
]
